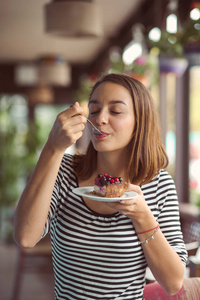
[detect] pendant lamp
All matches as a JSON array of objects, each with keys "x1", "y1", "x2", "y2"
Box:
[
  {"x1": 44, "y1": 0, "x2": 103, "y2": 37},
  {"x1": 15, "y1": 56, "x2": 71, "y2": 87}
]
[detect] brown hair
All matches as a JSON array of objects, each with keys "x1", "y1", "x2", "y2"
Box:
[{"x1": 73, "y1": 73, "x2": 168, "y2": 185}]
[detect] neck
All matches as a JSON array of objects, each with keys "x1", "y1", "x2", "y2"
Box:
[{"x1": 96, "y1": 149, "x2": 128, "y2": 179}]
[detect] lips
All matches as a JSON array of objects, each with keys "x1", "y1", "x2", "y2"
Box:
[{"x1": 95, "y1": 131, "x2": 109, "y2": 139}]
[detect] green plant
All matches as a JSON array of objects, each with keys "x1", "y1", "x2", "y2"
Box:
[
  {"x1": 23, "y1": 121, "x2": 42, "y2": 179},
  {"x1": 181, "y1": 18, "x2": 200, "y2": 47},
  {"x1": 149, "y1": 31, "x2": 184, "y2": 58},
  {"x1": 0, "y1": 111, "x2": 40, "y2": 206},
  {"x1": 109, "y1": 52, "x2": 153, "y2": 76},
  {"x1": 75, "y1": 74, "x2": 99, "y2": 103},
  {"x1": 0, "y1": 127, "x2": 20, "y2": 207},
  {"x1": 0, "y1": 96, "x2": 44, "y2": 242},
  {"x1": 0, "y1": 99, "x2": 21, "y2": 207}
]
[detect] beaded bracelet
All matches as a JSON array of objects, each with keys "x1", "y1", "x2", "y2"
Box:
[
  {"x1": 138, "y1": 226, "x2": 160, "y2": 245},
  {"x1": 136, "y1": 224, "x2": 159, "y2": 235}
]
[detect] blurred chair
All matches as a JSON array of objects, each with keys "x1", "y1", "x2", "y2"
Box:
[
  {"x1": 184, "y1": 221, "x2": 200, "y2": 278},
  {"x1": 185, "y1": 222, "x2": 200, "y2": 251},
  {"x1": 143, "y1": 277, "x2": 200, "y2": 299},
  {"x1": 12, "y1": 235, "x2": 53, "y2": 300}
]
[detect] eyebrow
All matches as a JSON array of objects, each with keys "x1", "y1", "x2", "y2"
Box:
[{"x1": 89, "y1": 100, "x2": 127, "y2": 106}]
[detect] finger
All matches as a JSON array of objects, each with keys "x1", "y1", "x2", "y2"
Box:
[
  {"x1": 65, "y1": 114, "x2": 86, "y2": 126},
  {"x1": 67, "y1": 130, "x2": 84, "y2": 145},
  {"x1": 118, "y1": 198, "x2": 138, "y2": 205},
  {"x1": 60, "y1": 103, "x2": 84, "y2": 119},
  {"x1": 71, "y1": 104, "x2": 84, "y2": 117},
  {"x1": 70, "y1": 101, "x2": 84, "y2": 117},
  {"x1": 74, "y1": 101, "x2": 80, "y2": 107},
  {"x1": 59, "y1": 110, "x2": 86, "y2": 128},
  {"x1": 69, "y1": 122, "x2": 86, "y2": 134},
  {"x1": 62, "y1": 119, "x2": 85, "y2": 136},
  {"x1": 126, "y1": 183, "x2": 142, "y2": 194}
]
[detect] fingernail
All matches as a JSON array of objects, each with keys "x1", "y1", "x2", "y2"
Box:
[{"x1": 119, "y1": 200, "x2": 125, "y2": 204}]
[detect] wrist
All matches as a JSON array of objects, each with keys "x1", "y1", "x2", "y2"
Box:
[
  {"x1": 45, "y1": 138, "x2": 66, "y2": 156},
  {"x1": 42, "y1": 141, "x2": 65, "y2": 163},
  {"x1": 137, "y1": 226, "x2": 160, "y2": 245},
  {"x1": 136, "y1": 224, "x2": 159, "y2": 235},
  {"x1": 131, "y1": 210, "x2": 158, "y2": 233}
]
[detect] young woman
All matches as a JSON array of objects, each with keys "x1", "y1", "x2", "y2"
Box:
[{"x1": 14, "y1": 73, "x2": 188, "y2": 300}]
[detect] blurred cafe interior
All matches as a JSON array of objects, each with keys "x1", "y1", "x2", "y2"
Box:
[{"x1": 0, "y1": 0, "x2": 200, "y2": 299}]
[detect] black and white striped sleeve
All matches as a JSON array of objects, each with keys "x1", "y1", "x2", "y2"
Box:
[
  {"x1": 40, "y1": 154, "x2": 66, "y2": 238},
  {"x1": 156, "y1": 170, "x2": 188, "y2": 266}
]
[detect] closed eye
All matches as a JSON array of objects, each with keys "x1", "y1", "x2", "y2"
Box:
[
  {"x1": 110, "y1": 111, "x2": 121, "y2": 114},
  {"x1": 89, "y1": 110, "x2": 100, "y2": 115}
]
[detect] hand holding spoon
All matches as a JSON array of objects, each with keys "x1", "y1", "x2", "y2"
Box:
[{"x1": 70, "y1": 102, "x2": 102, "y2": 135}]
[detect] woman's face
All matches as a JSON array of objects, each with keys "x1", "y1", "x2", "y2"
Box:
[{"x1": 88, "y1": 82, "x2": 135, "y2": 153}]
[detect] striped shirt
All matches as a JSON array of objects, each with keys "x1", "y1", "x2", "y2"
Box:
[{"x1": 42, "y1": 154, "x2": 188, "y2": 300}]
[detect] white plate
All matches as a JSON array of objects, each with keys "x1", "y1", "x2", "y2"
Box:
[{"x1": 72, "y1": 186, "x2": 138, "y2": 202}]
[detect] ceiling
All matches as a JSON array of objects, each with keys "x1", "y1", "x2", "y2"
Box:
[
  {"x1": 0, "y1": 0, "x2": 145, "y2": 64},
  {"x1": 0, "y1": 0, "x2": 194, "y2": 101}
]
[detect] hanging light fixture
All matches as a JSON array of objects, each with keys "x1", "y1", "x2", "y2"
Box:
[
  {"x1": 27, "y1": 85, "x2": 54, "y2": 105},
  {"x1": 165, "y1": 0, "x2": 181, "y2": 33},
  {"x1": 190, "y1": 2, "x2": 200, "y2": 20},
  {"x1": 44, "y1": 0, "x2": 103, "y2": 37},
  {"x1": 37, "y1": 56, "x2": 71, "y2": 86},
  {"x1": 15, "y1": 56, "x2": 71, "y2": 87},
  {"x1": 166, "y1": 1, "x2": 177, "y2": 33},
  {"x1": 122, "y1": 24, "x2": 146, "y2": 65}
]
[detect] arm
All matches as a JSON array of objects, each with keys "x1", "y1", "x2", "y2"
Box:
[
  {"x1": 14, "y1": 102, "x2": 86, "y2": 248},
  {"x1": 105, "y1": 178, "x2": 187, "y2": 295},
  {"x1": 131, "y1": 192, "x2": 185, "y2": 296}
]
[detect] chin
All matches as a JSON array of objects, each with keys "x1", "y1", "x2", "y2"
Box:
[
  {"x1": 92, "y1": 143, "x2": 123, "y2": 153},
  {"x1": 93, "y1": 144, "x2": 114, "y2": 152}
]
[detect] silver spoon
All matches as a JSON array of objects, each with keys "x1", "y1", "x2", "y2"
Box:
[{"x1": 86, "y1": 117, "x2": 102, "y2": 135}]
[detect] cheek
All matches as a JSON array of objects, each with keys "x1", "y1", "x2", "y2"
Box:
[{"x1": 114, "y1": 117, "x2": 135, "y2": 135}]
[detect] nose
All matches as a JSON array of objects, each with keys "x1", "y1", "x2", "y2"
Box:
[{"x1": 95, "y1": 109, "x2": 108, "y2": 126}]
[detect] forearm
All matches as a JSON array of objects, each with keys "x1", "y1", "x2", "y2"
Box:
[
  {"x1": 132, "y1": 216, "x2": 184, "y2": 295},
  {"x1": 14, "y1": 142, "x2": 64, "y2": 248},
  {"x1": 14, "y1": 103, "x2": 86, "y2": 248}
]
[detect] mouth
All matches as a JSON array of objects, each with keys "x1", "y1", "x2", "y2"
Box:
[{"x1": 94, "y1": 131, "x2": 109, "y2": 139}]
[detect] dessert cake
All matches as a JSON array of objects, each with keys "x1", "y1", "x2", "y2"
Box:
[{"x1": 92, "y1": 173, "x2": 128, "y2": 198}]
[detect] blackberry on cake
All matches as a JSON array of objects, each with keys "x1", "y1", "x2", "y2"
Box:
[{"x1": 92, "y1": 173, "x2": 128, "y2": 197}]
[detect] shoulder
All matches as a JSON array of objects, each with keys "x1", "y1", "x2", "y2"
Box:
[
  {"x1": 61, "y1": 153, "x2": 74, "y2": 166},
  {"x1": 59, "y1": 154, "x2": 76, "y2": 177},
  {"x1": 155, "y1": 169, "x2": 175, "y2": 186},
  {"x1": 57, "y1": 153, "x2": 78, "y2": 189},
  {"x1": 143, "y1": 169, "x2": 174, "y2": 187},
  {"x1": 141, "y1": 169, "x2": 176, "y2": 198},
  {"x1": 141, "y1": 170, "x2": 178, "y2": 215}
]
